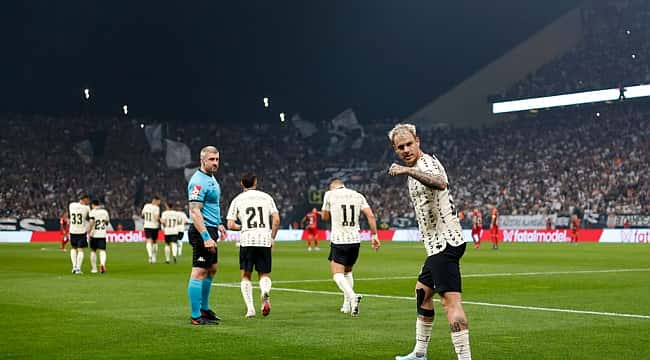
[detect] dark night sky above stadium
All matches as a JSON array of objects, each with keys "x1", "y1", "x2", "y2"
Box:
[{"x1": 1, "y1": 1, "x2": 579, "y2": 123}]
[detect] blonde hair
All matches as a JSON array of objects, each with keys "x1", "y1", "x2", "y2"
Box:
[
  {"x1": 387, "y1": 123, "x2": 417, "y2": 143},
  {"x1": 200, "y1": 146, "x2": 219, "y2": 160}
]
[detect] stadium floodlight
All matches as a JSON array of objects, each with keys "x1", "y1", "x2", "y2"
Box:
[
  {"x1": 280, "y1": 112, "x2": 285, "y2": 122},
  {"x1": 140, "y1": 123, "x2": 144, "y2": 129},
  {"x1": 84, "y1": 88, "x2": 91, "y2": 100},
  {"x1": 122, "y1": 104, "x2": 128, "y2": 115},
  {"x1": 263, "y1": 97, "x2": 270, "y2": 108},
  {"x1": 492, "y1": 84, "x2": 650, "y2": 114}
]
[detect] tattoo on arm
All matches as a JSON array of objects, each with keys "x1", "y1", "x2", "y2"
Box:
[
  {"x1": 407, "y1": 168, "x2": 447, "y2": 190},
  {"x1": 189, "y1": 202, "x2": 206, "y2": 232},
  {"x1": 449, "y1": 318, "x2": 468, "y2": 332},
  {"x1": 189, "y1": 202, "x2": 203, "y2": 211}
]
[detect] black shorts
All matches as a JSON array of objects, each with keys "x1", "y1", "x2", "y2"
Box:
[
  {"x1": 164, "y1": 234, "x2": 178, "y2": 244},
  {"x1": 144, "y1": 228, "x2": 159, "y2": 241},
  {"x1": 239, "y1": 246, "x2": 272, "y2": 273},
  {"x1": 70, "y1": 233, "x2": 88, "y2": 248},
  {"x1": 177, "y1": 232, "x2": 184, "y2": 241},
  {"x1": 189, "y1": 225, "x2": 219, "y2": 269},
  {"x1": 90, "y1": 237, "x2": 107, "y2": 250},
  {"x1": 328, "y1": 243, "x2": 361, "y2": 267},
  {"x1": 418, "y1": 243, "x2": 466, "y2": 294}
]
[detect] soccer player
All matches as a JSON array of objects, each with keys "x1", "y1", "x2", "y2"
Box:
[
  {"x1": 69, "y1": 194, "x2": 91, "y2": 274},
  {"x1": 388, "y1": 123, "x2": 472, "y2": 360},
  {"x1": 470, "y1": 208, "x2": 482, "y2": 249},
  {"x1": 302, "y1": 208, "x2": 321, "y2": 251},
  {"x1": 59, "y1": 210, "x2": 70, "y2": 251},
  {"x1": 161, "y1": 202, "x2": 179, "y2": 264},
  {"x1": 320, "y1": 178, "x2": 380, "y2": 316},
  {"x1": 226, "y1": 173, "x2": 280, "y2": 318},
  {"x1": 490, "y1": 207, "x2": 499, "y2": 250},
  {"x1": 142, "y1": 196, "x2": 161, "y2": 263},
  {"x1": 176, "y1": 207, "x2": 189, "y2": 257},
  {"x1": 88, "y1": 199, "x2": 110, "y2": 274},
  {"x1": 186, "y1": 146, "x2": 227, "y2": 325},
  {"x1": 570, "y1": 214, "x2": 580, "y2": 243}
]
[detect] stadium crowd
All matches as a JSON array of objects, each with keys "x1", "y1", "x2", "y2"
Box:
[
  {"x1": 503, "y1": 0, "x2": 650, "y2": 100},
  {"x1": 1, "y1": 99, "x2": 649, "y2": 228}
]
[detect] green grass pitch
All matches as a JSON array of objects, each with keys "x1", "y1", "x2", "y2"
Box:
[{"x1": 1, "y1": 240, "x2": 649, "y2": 359}]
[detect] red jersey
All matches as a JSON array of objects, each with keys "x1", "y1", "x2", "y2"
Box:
[
  {"x1": 472, "y1": 210, "x2": 482, "y2": 230},
  {"x1": 490, "y1": 209, "x2": 499, "y2": 229},
  {"x1": 59, "y1": 215, "x2": 70, "y2": 235},
  {"x1": 571, "y1": 217, "x2": 580, "y2": 231},
  {"x1": 305, "y1": 211, "x2": 318, "y2": 230}
]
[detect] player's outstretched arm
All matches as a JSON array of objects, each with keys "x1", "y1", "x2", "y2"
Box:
[{"x1": 389, "y1": 163, "x2": 447, "y2": 190}]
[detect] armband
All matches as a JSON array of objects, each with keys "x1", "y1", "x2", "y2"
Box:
[{"x1": 201, "y1": 231, "x2": 211, "y2": 242}]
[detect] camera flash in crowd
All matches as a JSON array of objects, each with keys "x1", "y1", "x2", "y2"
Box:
[
  {"x1": 263, "y1": 97, "x2": 270, "y2": 108},
  {"x1": 84, "y1": 88, "x2": 91, "y2": 100},
  {"x1": 280, "y1": 112, "x2": 285, "y2": 122},
  {"x1": 122, "y1": 105, "x2": 129, "y2": 115}
]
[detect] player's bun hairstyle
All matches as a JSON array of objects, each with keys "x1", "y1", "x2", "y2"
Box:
[
  {"x1": 91, "y1": 199, "x2": 100, "y2": 206},
  {"x1": 241, "y1": 173, "x2": 257, "y2": 189},
  {"x1": 152, "y1": 195, "x2": 160, "y2": 201},
  {"x1": 80, "y1": 194, "x2": 90, "y2": 200},
  {"x1": 387, "y1": 123, "x2": 417, "y2": 143}
]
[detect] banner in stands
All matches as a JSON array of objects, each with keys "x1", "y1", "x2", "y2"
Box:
[
  {"x1": 2, "y1": 229, "x2": 649, "y2": 243},
  {"x1": 607, "y1": 214, "x2": 650, "y2": 228},
  {"x1": 498, "y1": 215, "x2": 550, "y2": 229}
]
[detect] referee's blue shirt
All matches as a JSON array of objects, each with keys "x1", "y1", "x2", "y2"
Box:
[{"x1": 187, "y1": 170, "x2": 222, "y2": 227}]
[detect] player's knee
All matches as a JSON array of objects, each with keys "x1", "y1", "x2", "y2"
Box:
[{"x1": 416, "y1": 288, "x2": 435, "y2": 317}]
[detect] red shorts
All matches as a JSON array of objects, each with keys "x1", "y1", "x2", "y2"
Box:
[
  {"x1": 471, "y1": 227, "x2": 481, "y2": 236},
  {"x1": 491, "y1": 225, "x2": 499, "y2": 234},
  {"x1": 306, "y1": 228, "x2": 318, "y2": 236}
]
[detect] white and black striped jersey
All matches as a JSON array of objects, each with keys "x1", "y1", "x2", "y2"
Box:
[
  {"x1": 407, "y1": 153, "x2": 464, "y2": 256},
  {"x1": 89, "y1": 208, "x2": 110, "y2": 238},
  {"x1": 226, "y1": 189, "x2": 278, "y2": 247},
  {"x1": 322, "y1": 186, "x2": 370, "y2": 245},
  {"x1": 68, "y1": 202, "x2": 90, "y2": 235},
  {"x1": 142, "y1": 203, "x2": 160, "y2": 229}
]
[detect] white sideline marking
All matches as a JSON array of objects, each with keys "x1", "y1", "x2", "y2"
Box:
[
  {"x1": 215, "y1": 283, "x2": 650, "y2": 320},
  {"x1": 224, "y1": 268, "x2": 650, "y2": 285}
]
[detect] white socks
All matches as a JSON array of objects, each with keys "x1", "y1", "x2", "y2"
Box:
[
  {"x1": 177, "y1": 241, "x2": 183, "y2": 256},
  {"x1": 343, "y1": 272, "x2": 354, "y2": 304},
  {"x1": 451, "y1": 330, "x2": 471, "y2": 360},
  {"x1": 240, "y1": 280, "x2": 254, "y2": 313},
  {"x1": 90, "y1": 252, "x2": 97, "y2": 271},
  {"x1": 76, "y1": 251, "x2": 84, "y2": 270},
  {"x1": 333, "y1": 273, "x2": 355, "y2": 300},
  {"x1": 414, "y1": 317, "x2": 433, "y2": 357},
  {"x1": 146, "y1": 242, "x2": 153, "y2": 259},
  {"x1": 99, "y1": 250, "x2": 106, "y2": 266},
  {"x1": 164, "y1": 244, "x2": 171, "y2": 262},
  {"x1": 171, "y1": 243, "x2": 178, "y2": 257},
  {"x1": 260, "y1": 276, "x2": 272, "y2": 296},
  {"x1": 151, "y1": 243, "x2": 158, "y2": 260},
  {"x1": 70, "y1": 249, "x2": 78, "y2": 268}
]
